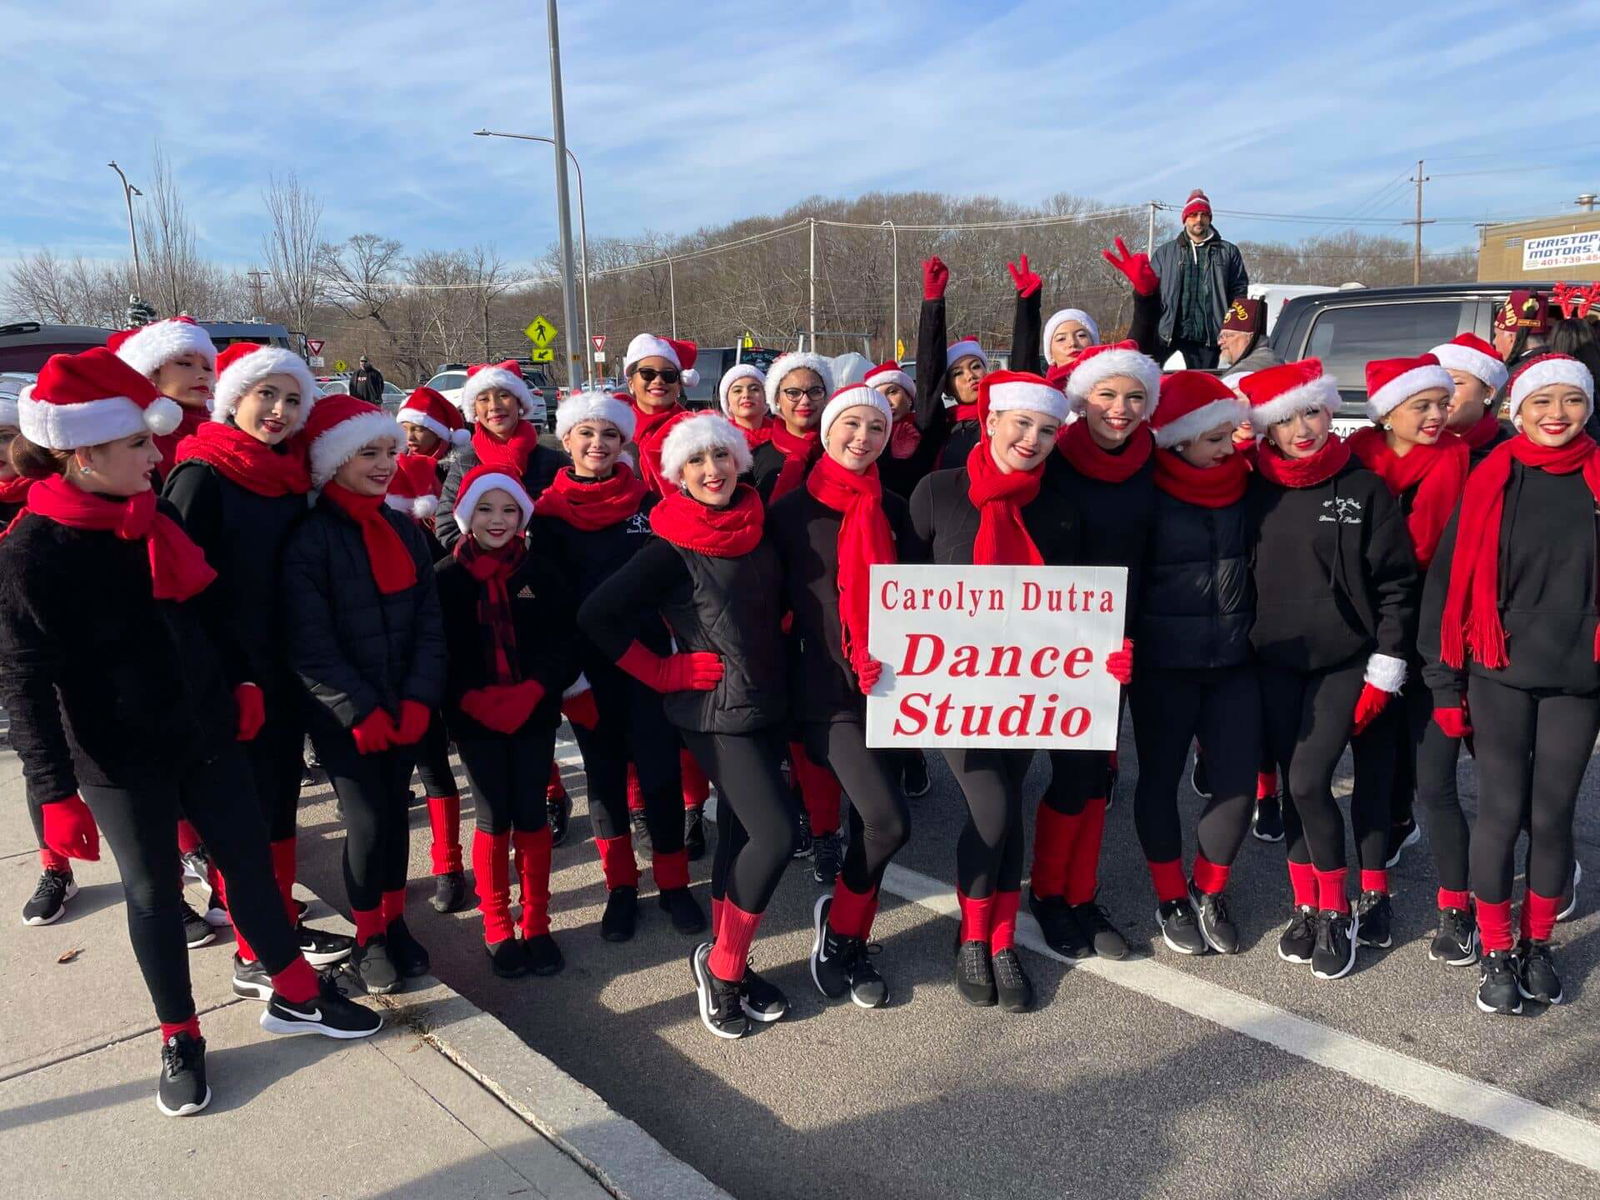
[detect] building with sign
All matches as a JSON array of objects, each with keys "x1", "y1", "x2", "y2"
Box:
[{"x1": 1478, "y1": 208, "x2": 1600, "y2": 283}]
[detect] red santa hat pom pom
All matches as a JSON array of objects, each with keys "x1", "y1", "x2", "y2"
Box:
[
  {"x1": 1364, "y1": 353, "x2": 1455, "y2": 422},
  {"x1": 555, "y1": 387, "x2": 638, "y2": 442},
  {"x1": 1238, "y1": 358, "x2": 1340, "y2": 428},
  {"x1": 452, "y1": 464, "x2": 533, "y2": 536},
  {"x1": 1429, "y1": 333, "x2": 1508, "y2": 393},
  {"x1": 1062, "y1": 340, "x2": 1163, "y2": 418},
  {"x1": 397, "y1": 386, "x2": 471, "y2": 448},
  {"x1": 763, "y1": 352, "x2": 835, "y2": 414},
  {"x1": 108, "y1": 315, "x2": 218, "y2": 378},
  {"x1": 458, "y1": 361, "x2": 537, "y2": 423},
  {"x1": 302, "y1": 393, "x2": 404, "y2": 488},
  {"x1": 1506, "y1": 353, "x2": 1595, "y2": 429},
  {"x1": 659, "y1": 413, "x2": 753, "y2": 486},
  {"x1": 1151, "y1": 371, "x2": 1248, "y2": 448},
  {"x1": 18, "y1": 346, "x2": 182, "y2": 449},
  {"x1": 1181, "y1": 189, "x2": 1213, "y2": 221},
  {"x1": 212, "y1": 342, "x2": 320, "y2": 434}
]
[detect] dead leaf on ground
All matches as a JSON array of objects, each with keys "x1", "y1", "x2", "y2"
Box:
[{"x1": 57, "y1": 947, "x2": 83, "y2": 964}]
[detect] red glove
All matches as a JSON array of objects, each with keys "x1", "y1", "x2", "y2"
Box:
[
  {"x1": 351, "y1": 708, "x2": 396, "y2": 755},
  {"x1": 855, "y1": 658, "x2": 883, "y2": 694},
  {"x1": 502, "y1": 679, "x2": 546, "y2": 729},
  {"x1": 393, "y1": 699, "x2": 432, "y2": 746},
  {"x1": 617, "y1": 640, "x2": 724, "y2": 693},
  {"x1": 233, "y1": 682, "x2": 265, "y2": 742},
  {"x1": 459, "y1": 687, "x2": 503, "y2": 731},
  {"x1": 1007, "y1": 253, "x2": 1041, "y2": 299},
  {"x1": 922, "y1": 256, "x2": 949, "y2": 301},
  {"x1": 562, "y1": 687, "x2": 599, "y2": 730},
  {"x1": 1432, "y1": 704, "x2": 1472, "y2": 740},
  {"x1": 42, "y1": 794, "x2": 99, "y2": 862},
  {"x1": 1351, "y1": 684, "x2": 1393, "y2": 736},
  {"x1": 1105, "y1": 639, "x2": 1133, "y2": 685},
  {"x1": 1101, "y1": 236, "x2": 1160, "y2": 297}
]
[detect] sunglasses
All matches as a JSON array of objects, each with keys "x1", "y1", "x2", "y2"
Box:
[
  {"x1": 782, "y1": 386, "x2": 828, "y2": 401},
  {"x1": 635, "y1": 367, "x2": 681, "y2": 385}
]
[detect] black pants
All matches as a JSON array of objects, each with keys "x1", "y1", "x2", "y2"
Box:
[
  {"x1": 81, "y1": 745, "x2": 300, "y2": 1024},
  {"x1": 573, "y1": 676, "x2": 684, "y2": 852},
  {"x1": 456, "y1": 725, "x2": 557, "y2": 835},
  {"x1": 1259, "y1": 658, "x2": 1367, "y2": 872},
  {"x1": 1395, "y1": 677, "x2": 1470, "y2": 895},
  {"x1": 247, "y1": 702, "x2": 305, "y2": 843},
  {"x1": 413, "y1": 712, "x2": 458, "y2": 800},
  {"x1": 1130, "y1": 664, "x2": 1258, "y2": 868},
  {"x1": 682, "y1": 726, "x2": 796, "y2": 914},
  {"x1": 1347, "y1": 701, "x2": 1400, "y2": 875},
  {"x1": 1173, "y1": 339, "x2": 1221, "y2": 370},
  {"x1": 312, "y1": 716, "x2": 417, "y2": 913},
  {"x1": 944, "y1": 747, "x2": 1032, "y2": 899},
  {"x1": 1468, "y1": 676, "x2": 1600, "y2": 904},
  {"x1": 803, "y1": 720, "x2": 911, "y2": 895}
]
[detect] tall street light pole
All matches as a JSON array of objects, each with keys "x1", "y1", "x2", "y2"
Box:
[
  {"x1": 107, "y1": 160, "x2": 144, "y2": 297},
  {"x1": 880, "y1": 220, "x2": 898, "y2": 361},
  {"x1": 544, "y1": 0, "x2": 582, "y2": 392}
]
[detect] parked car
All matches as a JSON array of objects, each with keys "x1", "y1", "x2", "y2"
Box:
[
  {"x1": 200, "y1": 321, "x2": 303, "y2": 357},
  {"x1": 0, "y1": 321, "x2": 113, "y2": 373},
  {"x1": 425, "y1": 364, "x2": 549, "y2": 429},
  {"x1": 680, "y1": 346, "x2": 783, "y2": 410},
  {"x1": 315, "y1": 375, "x2": 407, "y2": 412}
]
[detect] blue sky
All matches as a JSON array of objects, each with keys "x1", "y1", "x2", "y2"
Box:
[{"x1": 5, "y1": 0, "x2": 1600, "y2": 270}]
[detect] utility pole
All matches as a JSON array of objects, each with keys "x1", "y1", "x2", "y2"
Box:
[
  {"x1": 107, "y1": 161, "x2": 144, "y2": 297},
  {"x1": 545, "y1": 0, "x2": 582, "y2": 392},
  {"x1": 808, "y1": 218, "x2": 817, "y2": 352},
  {"x1": 1147, "y1": 200, "x2": 1159, "y2": 256},
  {"x1": 667, "y1": 257, "x2": 677, "y2": 338},
  {"x1": 1406, "y1": 159, "x2": 1434, "y2": 285},
  {"x1": 246, "y1": 269, "x2": 271, "y2": 320}
]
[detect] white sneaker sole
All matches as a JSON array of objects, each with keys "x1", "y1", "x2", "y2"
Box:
[
  {"x1": 300, "y1": 944, "x2": 354, "y2": 967},
  {"x1": 1429, "y1": 929, "x2": 1479, "y2": 967},
  {"x1": 22, "y1": 878, "x2": 78, "y2": 926},
  {"x1": 232, "y1": 975, "x2": 275, "y2": 1002},
  {"x1": 1476, "y1": 991, "x2": 1523, "y2": 1015},
  {"x1": 259, "y1": 1008, "x2": 383, "y2": 1039},
  {"x1": 691, "y1": 944, "x2": 745, "y2": 1040},
  {"x1": 1157, "y1": 909, "x2": 1207, "y2": 957},
  {"x1": 156, "y1": 1085, "x2": 212, "y2": 1117}
]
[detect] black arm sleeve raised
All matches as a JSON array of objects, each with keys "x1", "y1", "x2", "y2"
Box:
[
  {"x1": 577, "y1": 538, "x2": 691, "y2": 662},
  {"x1": 1012, "y1": 288, "x2": 1042, "y2": 375}
]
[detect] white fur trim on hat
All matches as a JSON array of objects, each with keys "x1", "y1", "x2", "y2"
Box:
[
  {"x1": 764, "y1": 353, "x2": 834, "y2": 415},
  {"x1": 1247, "y1": 374, "x2": 1341, "y2": 428},
  {"x1": 658, "y1": 413, "x2": 753, "y2": 486},
  {"x1": 457, "y1": 366, "x2": 536, "y2": 423},
  {"x1": 623, "y1": 333, "x2": 680, "y2": 374},
  {"x1": 112, "y1": 319, "x2": 218, "y2": 378},
  {"x1": 1063, "y1": 348, "x2": 1163, "y2": 417},
  {"x1": 385, "y1": 492, "x2": 440, "y2": 520},
  {"x1": 555, "y1": 389, "x2": 637, "y2": 442},
  {"x1": 1152, "y1": 399, "x2": 1250, "y2": 449},
  {"x1": 214, "y1": 347, "x2": 320, "y2": 434},
  {"x1": 1507, "y1": 356, "x2": 1595, "y2": 429},
  {"x1": 946, "y1": 339, "x2": 988, "y2": 370},
  {"x1": 818, "y1": 385, "x2": 893, "y2": 443},
  {"x1": 718, "y1": 364, "x2": 767, "y2": 418},
  {"x1": 1366, "y1": 363, "x2": 1455, "y2": 422},
  {"x1": 19, "y1": 384, "x2": 182, "y2": 449},
  {"x1": 1430, "y1": 342, "x2": 1507, "y2": 392},
  {"x1": 1042, "y1": 309, "x2": 1100, "y2": 361},
  {"x1": 451, "y1": 470, "x2": 533, "y2": 536},
  {"x1": 396, "y1": 405, "x2": 471, "y2": 448},
  {"x1": 1364, "y1": 652, "x2": 1407, "y2": 694},
  {"x1": 987, "y1": 379, "x2": 1069, "y2": 424},
  {"x1": 864, "y1": 364, "x2": 914, "y2": 397},
  {"x1": 309, "y1": 409, "x2": 404, "y2": 488}
]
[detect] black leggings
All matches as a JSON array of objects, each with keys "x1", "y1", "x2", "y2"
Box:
[
  {"x1": 943, "y1": 747, "x2": 1031, "y2": 899},
  {"x1": 81, "y1": 745, "x2": 300, "y2": 1024},
  {"x1": 456, "y1": 725, "x2": 557, "y2": 835},
  {"x1": 803, "y1": 721, "x2": 911, "y2": 895},
  {"x1": 1130, "y1": 665, "x2": 1258, "y2": 868},
  {"x1": 682, "y1": 726, "x2": 796, "y2": 914},
  {"x1": 1468, "y1": 675, "x2": 1600, "y2": 904},
  {"x1": 1347, "y1": 702, "x2": 1401, "y2": 874},
  {"x1": 1394, "y1": 677, "x2": 1470, "y2": 895},
  {"x1": 573, "y1": 677, "x2": 684, "y2": 852},
  {"x1": 246, "y1": 703, "x2": 306, "y2": 843},
  {"x1": 1259, "y1": 658, "x2": 1367, "y2": 872},
  {"x1": 312, "y1": 717, "x2": 416, "y2": 913},
  {"x1": 413, "y1": 712, "x2": 458, "y2": 800}
]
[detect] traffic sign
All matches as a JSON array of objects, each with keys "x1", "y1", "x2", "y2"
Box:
[
  {"x1": 530, "y1": 348, "x2": 555, "y2": 363},
  {"x1": 310, "y1": 356, "x2": 326, "y2": 368},
  {"x1": 524, "y1": 316, "x2": 557, "y2": 347},
  {"x1": 742, "y1": 331, "x2": 755, "y2": 349},
  {"x1": 307, "y1": 338, "x2": 325, "y2": 355},
  {"x1": 593, "y1": 350, "x2": 607, "y2": 364},
  {"x1": 333, "y1": 359, "x2": 349, "y2": 373},
  {"x1": 591, "y1": 334, "x2": 606, "y2": 352},
  {"x1": 896, "y1": 339, "x2": 906, "y2": 361}
]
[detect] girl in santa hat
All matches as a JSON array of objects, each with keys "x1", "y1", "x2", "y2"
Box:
[
  {"x1": 435, "y1": 464, "x2": 579, "y2": 977},
  {"x1": 918, "y1": 257, "x2": 994, "y2": 472},
  {"x1": 579, "y1": 414, "x2": 795, "y2": 1040},
  {"x1": 720, "y1": 364, "x2": 772, "y2": 449},
  {"x1": 1433, "y1": 333, "x2": 1511, "y2": 465},
  {"x1": 1007, "y1": 252, "x2": 1105, "y2": 373},
  {"x1": 109, "y1": 316, "x2": 218, "y2": 472},
  {"x1": 1028, "y1": 341, "x2": 1161, "y2": 963},
  {"x1": 281, "y1": 395, "x2": 448, "y2": 995},
  {"x1": 163, "y1": 342, "x2": 361, "y2": 992},
  {"x1": 1132, "y1": 372, "x2": 1257, "y2": 957},
  {"x1": 622, "y1": 333, "x2": 699, "y2": 495},
  {"x1": 531, "y1": 390, "x2": 706, "y2": 944},
  {"x1": 750, "y1": 351, "x2": 834, "y2": 503},
  {"x1": 768, "y1": 384, "x2": 915, "y2": 1008},
  {"x1": 1242, "y1": 358, "x2": 1418, "y2": 982},
  {"x1": 866, "y1": 358, "x2": 944, "y2": 507},
  {"x1": 1421, "y1": 355, "x2": 1599, "y2": 1014},
  {"x1": 0, "y1": 349, "x2": 380, "y2": 1116}
]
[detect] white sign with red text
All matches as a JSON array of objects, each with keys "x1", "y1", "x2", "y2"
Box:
[{"x1": 865, "y1": 564, "x2": 1127, "y2": 751}]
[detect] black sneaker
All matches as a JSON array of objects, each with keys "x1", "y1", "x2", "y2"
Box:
[
  {"x1": 525, "y1": 932, "x2": 564, "y2": 976},
  {"x1": 181, "y1": 846, "x2": 211, "y2": 884},
  {"x1": 1311, "y1": 909, "x2": 1358, "y2": 980},
  {"x1": 1517, "y1": 939, "x2": 1564, "y2": 1005},
  {"x1": 810, "y1": 895, "x2": 852, "y2": 999},
  {"x1": 991, "y1": 948, "x2": 1033, "y2": 1012},
  {"x1": 1557, "y1": 860, "x2": 1583, "y2": 922},
  {"x1": 900, "y1": 754, "x2": 930, "y2": 799},
  {"x1": 741, "y1": 964, "x2": 789, "y2": 1022},
  {"x1": 430, "y1": 870, "x2": 469, "y2": 914},
  {"x1": 812, "y1": 831, "x2": 843, "y2": 886},
  {"x1": 691, "y1": 942, "x2": 749, "y2": 1039},
  {"x1": 298, "y1": 924, "x2": 354, "y2": 967},
  {"x1": 1069, "y1": 902, "x2": 1128, "y2": 960},
  {"x1": 1356, "y1": 891, "x2": 1393, "y2": 949},
  {"x1": 792, "y1": 808, "x2": 813, "y2": 859},
  {"x1": 844, "y1": 948, "x2": 888, "y2": 1009},
  {"x1": 684, "y1": 805, "x2": 707, "y2": 861},
  {"x1": 1157, "y1": 898, "x2": 1208, "y2": 956},
  {"x1": 547, "y1": 793, "x2": 572, "y2": 848},
  {"x1": 658, "y1": 886, "x2": 707, "y2": 934},
  {"x1": 1030, "y1": 892, "x2": 1091, "y2": 959},
  {"x1": 260, "y1": 974, "x2": 383, "y2": 1039},
  {"x1": 601, "y1": 885, "x2": 638, "y2": 942},
  {"x1": 22, "y1": 868, "x2": 77, "y2": 926},
  {"x1": 349, "y1": 935, "x2": 399, "y2": 995},
  {"x1": 630, "y1": 810, "x2": 653, "y2": 856},
  {"x1": 1477, "y1": 949, "x2": 1523, "y2": 1015},
  {"x1": 1190, "y1": 884, "x2": 1239, "y2": 955},
  {"x1": 1277, "y1": 905, "x2": 1317, "y2": 964},
  {"x1": 1190, "y1": 753, "x2": 1212, "y2": 800},
  {"x1": 487, "y1": 937, "x2": 529, "y2": 979},
  {"x1": 156, "y1": 1032, "x2": 210, "y2": 1117},
  {"x1": 1251, "y1": 796, "x2": 1285, "y2": 843},
  {"x1": 182, "y1": 901, "x2": 217, "y2": 949},
  {"x1": 954, "y1": 940, "x2": 998, "y2": 1007},
  {"x1": 231, "y1": 952, "x2": 274, "y2": 1001},
  {"x1": 385, "y1": 917, "x2": 430, "y2": 978},
  {"x1": 1429, "y1": 908, "x2": 1479, "y2": 966},
  {"x1": 1385, "y1": 817, "x2": 1420, "y2": 869}
]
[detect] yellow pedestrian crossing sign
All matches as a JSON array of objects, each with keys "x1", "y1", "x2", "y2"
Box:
[
  {"x1": 333, "y1": 359, "x2": 348, "y2": 373},
  {"x1": 524, "y1": 316, "x2": 557, "y2": 348}
]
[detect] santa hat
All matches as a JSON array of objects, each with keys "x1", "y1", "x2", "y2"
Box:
[
  {"x1": 1365, "y1": 353, "x2": 1455, "y2": 421},
  {"x1": 818, "y1": 384, "x2": 893, "y2": 442},
  {"x1": 659, "y1": 413, "x2": 753, "y2": 486},
  {"x1": 385, "y1": 452, "x2": 443, "y2": 520},
  {"x1": 1042, "y1": 309, "x2": 1101, "y2": 358},
  {"x1": 863, "y1": 359, "x2": 914, "y2": 398},
  {"x1": 452, "y1": 464, "x2": 533, "y2": 536},
  {"x1": 1506, "y1": 353, "x2": 1595, "y2": 429},
  {"x1": 1238, "y1": 358, "x2": 1340, "y2": 428},
  {"x1": 1151, "y1": 371, "x2": 1248, "y2": 448},
  {"x1": 1062, "y1": 340, "x2": 1163, "y2": 417},
  {"x1": 978, "y1": 370, "x2": 1069, "y2": 426},
  {"x1": 457, "y1": 360, "x2": 537, "y2": 423},
  {"x1": 397, "y1": 386, "x2": 470, "y2": 448},
  {"x1": 1181, "y1": 189, "x2": 1213, "y2": 221},
  {"x1": 18, "y1": 348, "x2": 183, "y2": 450},
  {"x1": 946, "y1": 338, "x2": 989, "y2": 371},
  {"x1": 764, "y1": 352, "x2": 835, "y2": 414},
  {"x1": 213, "y1": 343, "x2": 320, "y2": 434},
  {"x1": 108, "y1": 316, "x2": 217, "y2": 378},
  {"x1": 302, "y1": 394, "x2": 404, "y2": 488},
  {"x1": 623, "y1": 334, "x2": 700, "y2": 388},
  {"x1": 1429, "y1": 333, "x2": 1508, "y2": 393},
  {"x1": 555, "y1": 387, "x2": 637, "y2": 442},
  {"x1": 718, "y1": 363, "x2": 767, "y2": 417}
]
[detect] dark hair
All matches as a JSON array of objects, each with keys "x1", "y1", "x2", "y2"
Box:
[
  {"x1": 1507, "y1": 327, "x2": 1549, "y2": 365},
  {"x1": 10, "y1": 433, "x2": 73, "y2": 480},
  {"x1": 1548, "y1": 317, "x2": 1597, "y2": 357}
]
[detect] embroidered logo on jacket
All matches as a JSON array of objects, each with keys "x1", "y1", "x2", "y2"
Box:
[
  {"x1": 1319, "y1": 497, "x2": 1363, "y2": 525},
  {"x1": 517, "y1": 586, "x2": 535, "y2": 599},
  {"x1": 626, "y1": 513, "x2": 651, "y2": 535}
]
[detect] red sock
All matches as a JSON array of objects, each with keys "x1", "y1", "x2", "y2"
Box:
[
  {"x1": 270, "y1": 956, "x2": 319, "y2": 1004},
  {"x1": 426, "y1": 795, "x2": 463, "y2": 875},
  {"x1": 1525, "y1": 890, "x2": 1562, "y2": 943},
  {"x1": 1315, "y1": 868, "x2": 1349, "y2": 915},
  {"x1": 829, "y1": 878, "x2": 878, "y2": 940},
  {"x1": 1030, "y1": 804, "x2": 1078, "y2": 899},
  {"x1": 1256, "y1": 770, "x2": 1278, "y2": 802},
  {"x1": 626, "y1": 763, "x2": 645, "y2": 813},
  {"x1": 472, "y1": 830, "x2": 514, "y2": 945},
  {"x1": 710, "y1": 895, "x2": 725, "y2": 941},
  {"x1": 160, "y1": 1014, "x2": 201, "y2": 1041},
  {"x1": 39, "y1": 845, "x2": 70, "y2": 873},
  {"x1": 595, "y1": 834, "x2": 640, "y2": 890},
  {"x1": 680, "y1": 749, "x2": 709, "y2": 809},
  {"x1": 1437, "y1": 888, "x2": 1471, "y2": 911},
  {"x1": 1477, "y1": 897, "x2": 1514, "y2": 952},
  {"x1": 1287, "y1": 860, "x2": 1317, "y2": 908},
  {"x1": 270, "y1": 838, "x2": 298, "y2": 926},
  {"x1": 220, "y1": 870, "x2": 258, "y2": 962},
  {"x1": 545, "y1": 760, "x2": 567, "y2": 804},
  {"x1": 1360, "y1": 869, "x2": 1389, "y2": 895},
  {"x1": 1191, "y1": 854, "x2": 1230, "y2": 897},
  {"x1": 652, "y1": 848, "x2": 690, "y2": 892},
  {"x1": 957, "y1": 889, "x2": 993, "y2": 945},
  {"x1": 513, "y1": 827, "x2": 553, "y2": 938},
  {"x1": 1065, "y1": 797, "x2": 1107, "y2": 906},
  {"x1": 381, "y1": 888, "x2": 406, "y2": 927},
  {"x1": 176, "y1": 819, "x2": 203, "y2": 856},
  {"x1": 989, "y1": 890, "x2": 1020, "y2": 953},
  {"x1": 1147, "y1": 858, "x2": 1188, "y2": 903},
  {"x1": 789, "y1": 742, "x2": 841, "y2": 835},
  {"x1": 707, "y1": 900, "x2": 762, "y2": 982},
  {"x1": 352, "y1": 905, "x2": 386, "y2": 946}
]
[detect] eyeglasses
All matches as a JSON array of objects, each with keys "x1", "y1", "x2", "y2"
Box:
[
  {"x1": 782, "y1": 386, "x2": 827, "y2": 401},
  {"x1": 635, "y1": 367, "x2": 681, "y2": 385}
]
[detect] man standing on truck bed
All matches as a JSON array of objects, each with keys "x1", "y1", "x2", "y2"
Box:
[
  {"x1": 350, "y1": 355, "x2": 385, "y2": 406},
  {"x1": 1152, "y1": 189, "x2": 1249, "y2": 370}
]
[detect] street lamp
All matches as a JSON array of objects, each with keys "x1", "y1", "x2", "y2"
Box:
[
  {"x1": 107, "y1": 160, "x2": 144, "y2": 297},
  {"x1": 881, "y1": 220, "x2": 899, "y2": 362}
]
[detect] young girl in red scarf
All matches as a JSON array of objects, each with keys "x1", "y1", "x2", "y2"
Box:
[
  {"x1": 1242, "y1": 359, "x2": 1418, "y2": 983},
  {"x1": 579, "y1": 415, "x2": 795, "y2": 1040},
  {"x1": 1422, "y1": 355, "x2": 1599, "y2": 1015},
  {"x1": 1433, "y1": 332, "x2": 1511, "y2": 466},
  {"x1": 768, "y1": 384, "x2": 915, "y2": 1008},
  {"x1": 282, "y1": 396, "x2": 447, "y2": 996},
  {"x1": 622, "y1": 333, "x2": 699, "y2": 495},
  {"x1": 532, "y1": 390, "x2": 705, "y2": 943},
  {"x1": 0, "y1": 350, "x2": 379, "y2": 1116},
  {"x1": 1346, "y1": 354, "x2": 1470, "y2": 960},
  {"x1": 720, "y1": 364, "x2": 771, "y2": 449}
]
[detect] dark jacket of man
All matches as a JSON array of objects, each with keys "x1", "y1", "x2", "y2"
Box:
[
  {"x1": 1152, "y1": 229, "x2": 1249, "y2": 347},
  {"x1": 350, "y1": 364, "x2": 385, "y2": 406}
]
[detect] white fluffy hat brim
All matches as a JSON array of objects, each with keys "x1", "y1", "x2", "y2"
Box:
[
  {"x1": 309, "y1": 409, "x2": 404, "y2": 488},
  {"x1": 1064, "y1": 348, "x2": 1163, "y2": 417},
  {"x1": 864, "y1": 367, "x2": 914, "y2": 397},
  {"x1": 623, "y1": 333, "x2": 681, "y2": 374},
  {"x1": 555, "y1": 389, "x2": 637, "y2": 442},
  {"x1": 452, "y1": 470, "x2": 534, "y2": 536},
  {"x1": 818, "y1": 385, "x2": 893, "y2": 442},
  {"x1": 986, "y1": 378, "x2": 1069, "y2": 424},
  {"x1": 659, "y1": 413, "x2": 754, "y2": 486},
  {"x1": 764, "y1": 353, "x2": 835, "y2": 415},
  {"x1": 1508, "y1": 357, "x2": 1595, "y2": 428},
  {"x1": 458, "y1": 367, "x2": 536, "y2": 423},
  {"x1": 1152, "y1": 398, "x2": 1250, "y2": 448},
  {"x1": 1247, "y1": 374, "x2": 1341, "y2": 428},
  {"x1": 396, "y1": 405, "x2": 470, "y2": 448},
  {"x1": 113, "y1": 319, "x2": 218, "y2": 378},
  {"x1": 1366, "y1": 364, "x2": 1455, "y2": 421},
  {"x1": 19, "y1": 385, "x2": 182, "y2": 450},
  {"x1": 718, "y1": 364, "x2": 767, "y2": 417},
  {"x1": 214, "y1": 347, "x2": 320, "y2": 435},
  {"x1": 1430, "y1": 343, "x2": 1507, "y2": 392}
]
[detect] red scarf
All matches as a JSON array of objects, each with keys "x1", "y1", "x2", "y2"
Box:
[
  {"x1": 175, "y1": 421, "x2": 311, "y2": 497},
  {"x1": 633, "y1": 402, "x2": 689, "y2": 495},
  {"x1": 649, "y1": 483, "x2": 764, "y2": 557},
  {"x1": 532, "y1": 463, "x2": 649, "y2": 532},
  {"x1": 1441, "y1": 434, "x2": 1600, "y2": 670},
  {"x1": 889, "y1": 414, "x2": 922, "y2": 459},
  {"x1": 736, "y1": 421, "x2": 773, "y2": 451},
  {"x1": 1346, "y1": 425, "x2": 1469, "y2": 568},
  {"x1": 1254, "y1": 434, "x2": 1352, "y2": 489},
  {"x1": 965, "y1": 441, "x2": 1043, "y2": 565},
  {"x1": 471, "y1": 421, "x2": 543, "y2": 479},
  {"x1": 453, "y1": 536, "x2": 527, "y2": 685},
  {"x1": 953, "y1": 402, "x2": 980, "y2": 424},
  {"x1": 769, "y1": 424, "x2": 821, "y2": 502},
  {"x1": 154, "y1": 405, "x2": 209, "y2": 469},
  {"x1": 807, "y1": 454, "x2": 896, "y2": 680},
  {"x1": 321, "y1": 481, "x2": 417, "y2": 595},
  {"x1": 1057, "y1": 420, "x2": 1154, "y2": 483},
  {"x1": 1460, "y1": 410, "x2": 1503, "y2": 452},
  {"x1": 0, "y1": 474, "x2": 33, "y2": 507},
  {"x1": 1153, "y1": 449, "x2": 1249, "y2": 508},
  {"x1": 24, "y1": 475, "x2": 216, "y2": 601}
]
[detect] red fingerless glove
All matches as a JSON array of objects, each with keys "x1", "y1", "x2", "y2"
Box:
[
  {"x1": 1351, "y1": 684, "x2": 1393, "y2": 736},
  {"x1": 1432, "y1": 705, "x2": 1472, "y2": 740},
  {"x1": 351, "y1": 708, "x2": 396, "y2": 755},
  {"x1": 233, "y1": 682, "x2": 265, "y2": 742},
  {"x1": 856, "y1": 658, "x2": 883, "y2": 695},
  {"x1": 1105, "y1": 639, "x2": 1133, "y2": 685},
  {"x1": 922, "y1": 256, "x2": 949, "y2": 301},
  {"x1": 1007, "y1": 252, "x2": 1041, "y2": 299},
  {"x1": 1101, "y1": 236, "x2": 1160, "y2": 297},
  {"x1": 43, "y1": 794, "x2": 99, "y2": 862},
  {"x1": 562, "y1": 687, "x2": 599, "y2": 731},
  {"x1": 617, "y1": 640, "x2": 724, "y2": 693},
  {"x1": 393, "y1": 699, "x2": 432, "y2": 746}
]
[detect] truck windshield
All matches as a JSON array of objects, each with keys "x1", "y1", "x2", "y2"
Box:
[{"x1": 1303, "y1": 301, "x2": 1475, "y2": 390}]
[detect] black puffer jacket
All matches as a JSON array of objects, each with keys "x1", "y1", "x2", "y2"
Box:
[
  {"x1": 1135, "y1": 482, "x2": 1254, "y2": 670},
  {"x1": 435, "y1": 434, "x2": 569, "y2": 549},
  {"x1": 1042, "y1": 449, "x2": 1158, "y2": 620},
  {"x1": 908, "y1": 465, "x2": 1078, "y2": 565},
  {"x1": 281, "y1": 495, "x2": 447, "y2": 729}
]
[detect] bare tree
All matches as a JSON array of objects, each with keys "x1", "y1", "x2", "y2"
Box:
[
  {"x1": 262, "y1": 172, "x2": 323, "y2": 332},
  {"x1": 3, "y1": 251, "x2": 132, "y2": 327}
]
